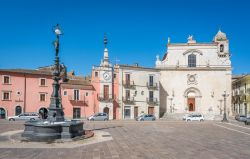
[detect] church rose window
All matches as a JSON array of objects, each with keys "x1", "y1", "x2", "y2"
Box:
[{"x1": 188, "y1": 54, "x2": 196, "y2": 67}]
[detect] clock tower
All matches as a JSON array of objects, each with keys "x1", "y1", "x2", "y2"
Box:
[{"x1": 92, "y1": 35, "x2": 114, "y2": 120}]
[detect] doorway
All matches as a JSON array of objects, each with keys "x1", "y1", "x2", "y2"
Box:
[
  {"x1": 188, "y1": 98, "x2": 195, "y2": 111},
  {"x1": 0, "y1": 108, "x2": 6, "y2": 119},
  {"x1": 73, "y1": 108, "x2": 81, "y2": 119},
  {"x1": 39, "y1": 107, "x2": 48, "y2": 119},
  {"x1": 104, "y1": 107, "x2": 109, "y2": 115},
  {"x1": 148, "y1": 107, "x2": 154, "y2": 115},
  {"x1": 124, "y1": 106, "x2": 131, "y2": 119},
  {"x1": 134, "y1": 106, "x2": 138, "y2": 118}
]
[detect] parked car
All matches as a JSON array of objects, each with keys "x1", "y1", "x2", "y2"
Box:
[
  {"x1": 8, "y1": 113, "x2": 40, "y2": 121},
  {"x1": 87, "y1": 113, "x2": 109, "y2": 121},
  {"x1": 136, "y1": 114, "x2": 156, "y2": 121},
  {"x1": 186, "y1": 114, "x2": 204, "y2": 122},
  {"x1": 183, "y1": 114, "x2": 191, "y2": 120},
  {"x1": 244, "y1": 117, "x2": 250, "y2": 125},
  {"x1": 235, "y1": 114, "x2": 247, "y2": 122}
]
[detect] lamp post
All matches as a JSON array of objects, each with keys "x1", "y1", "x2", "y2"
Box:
[
  {"x1": 218, "y1": 99, "x2": 223, "y2": 115},
  {"x1": 222, "y1": 91, "x2": 229, "y2": 122},
  {"x1": 169, "y1": 97, "x2": 173, "y2": 113}
]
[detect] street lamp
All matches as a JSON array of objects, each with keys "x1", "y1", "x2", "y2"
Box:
[
  {"x1": 222, "y1": 91, "x2": 229, "y2": 122},
  {"x1": 47, "y1": 24, "x2": 65, "y2": 122},
  {"x1": 169, "y1": 97, "x2": 173, "y2": 113}
]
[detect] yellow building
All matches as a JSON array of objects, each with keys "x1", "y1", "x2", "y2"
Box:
[{"x1": 232, "y1": 75, "x2": 250, "y2": 116}]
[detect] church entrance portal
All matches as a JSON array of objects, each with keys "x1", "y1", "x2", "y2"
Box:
[{"x1": 188, "y1": 98, "x2": 195, "y2": 111}]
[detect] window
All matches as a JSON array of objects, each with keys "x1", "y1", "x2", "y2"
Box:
[
  {"x1": 245, "y1": 83, "x2": 247, "y2": 94},
  {"x1": 73, "y1": 108, "x2": 81, "y2": 119},
  {"x1": 15, "y1": 106, "x2": 22, "y2": 116},
  {"x1": 3, "y1": 76, "x2": 10, "y2": 84},
  {"x1": 126, "y1": 90, "x2": 130, "y2": 99},
  {"x1": 188, "y1": 54, "x2": 196, "y2": 67},
  {"x1": 114, "y1": 74, "x2": 116, "y2": 78},
  {"x1": 95, "y1": 72, "x2": 98, "y2": 77},
  {"x1": 2, "y1": 92, "x2": 11, "y2": 100},
  {"x1": 74, "y1": 90, "x2": 80, "y2": 101},
  {"x1": 40, "y1": 78, "x2": 46, "y2": 86},
  {"x1": 40, "y1": 93, "x2": 46, "y2": 101},
  {"x1": 125, "y1": 74, "x2": 130, "y2": 84},
  {"x1": 149, "y1": 91, "x2": 154, "y2": 101},
  {"x1": 86, "y1": 92, "x2": 89, "y2": 96},
  {"x1": 141, "y1": 91, "x2": 144, "y2": 95},
  {"x1": 104, "y1": 85, "x2": 109, "y2": 99},
  {"x1": 220, "y1": 44, "x2": 224, "y2": 52},
  {"x1": 149, "y1": 75, "x2": 154, "y2": 86},
  {"x1": 63, "y1": 91, "x2": 67, "y2": 96}
]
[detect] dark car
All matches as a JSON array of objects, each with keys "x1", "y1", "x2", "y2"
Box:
[
  {"x1": 244, "y1": 117, "x2": 250, "y2": 125},
  {"x1": 235, "y1": 114, "x2": 247, "y2": 122}
]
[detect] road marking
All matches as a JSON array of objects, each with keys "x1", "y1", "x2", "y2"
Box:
[
  {"x1": 214, "y1": 123, "x2": 250, "y2": 136},
  {"x1": 226, "y1": 122, "x2": 250, "y2": 130}
]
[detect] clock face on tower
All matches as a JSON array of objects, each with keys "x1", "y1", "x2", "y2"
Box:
[{"x1": 103, "y1": 72, "x2": 111, "y2": 80}]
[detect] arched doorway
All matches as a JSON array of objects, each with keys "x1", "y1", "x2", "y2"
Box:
[
  {"x1": 184, "y1": 87, "x2": 202, "y2": 112},
  {"x1": 0, "y1": 108, "x2": 6, "y2": 119},
  {"x1": 188, "y1": 102, "x2": 195, "y2": 111},
  {"x1": 103, "y1": 107, "x2": 109, "y2": 115},
  {"x1": 39, "y1": 107, "x2": 48, "y2": 119},
  {"x1": 15, "y1": 106, "x2": 22, "y2": 116}
]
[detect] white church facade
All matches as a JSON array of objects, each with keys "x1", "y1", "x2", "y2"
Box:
[{"x1": 156, "y1": 30, "x2": 232, "y2": 119}]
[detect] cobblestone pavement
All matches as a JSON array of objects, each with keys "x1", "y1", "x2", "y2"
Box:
[{"x1": 0, "y1": 120, "x2": 250, "y2": 159}]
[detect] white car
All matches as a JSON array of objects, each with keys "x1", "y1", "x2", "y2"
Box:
[
  {"x1": 186, "y1": 114, "x2": 204, "y2": 122},
  {"x1": 8, "y1": 113, "x2": 40, "y2": 121}
]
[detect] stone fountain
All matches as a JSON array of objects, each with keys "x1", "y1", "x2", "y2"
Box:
[{"x1": 22, "y1": 24, "x2": 84, "y2": 141}]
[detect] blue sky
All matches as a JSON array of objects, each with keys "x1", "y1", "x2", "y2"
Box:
[{"x1": 0, "y1": 0, "x2": 249, "y2": 75}]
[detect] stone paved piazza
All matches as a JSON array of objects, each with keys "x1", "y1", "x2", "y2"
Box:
[{"x1": 0, "y1": 120, "x2": 250, "y2": 159}]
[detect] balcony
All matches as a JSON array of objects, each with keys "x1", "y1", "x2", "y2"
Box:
[
  {"x1": 122, "y1": 96, "x2": 135, "y2": 105},
  {"x1": 147, "y1": 82, "x2": 158, "y2": 90},
  {"x1": 247, "y1": 88, "x2": 250, "y2": 95},
  {"x1": 68, "y1": 95, "x2": 88, "y2": 106},
  {"x1": 123, "y1": 80, "x2": 135, "y2": 89},
  {"x1": 240, "y1": 90, "x2": 245, "y2": 95},
  {"x1": 97, "y1": 94, "x2": 113, "y2": 103},
  {"x1": 147, "y1": 98, "x2": 158, "y2": 105}
]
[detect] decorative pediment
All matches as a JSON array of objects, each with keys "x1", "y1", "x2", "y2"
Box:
[{"x1": 183, "y1": 49, "x2": 203, "y2": 55}]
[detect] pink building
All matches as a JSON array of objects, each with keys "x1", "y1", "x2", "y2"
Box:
[
  {"x1": 0, "y1": 36, "x2": 159, "y2": 120},
  {"x1": 0, "y1": 68, "x2": 95, "y2": 119}
]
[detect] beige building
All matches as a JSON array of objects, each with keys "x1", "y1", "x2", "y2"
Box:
[
  {"x1": 156, "y1": 30, "x2": 232, "y2": 120},
  {"x1": 115, "y1": 64, "x2": 160, "y2": 119},
  {"x1": 232, "y1": 75, "x2": 250, "y2": 117}
]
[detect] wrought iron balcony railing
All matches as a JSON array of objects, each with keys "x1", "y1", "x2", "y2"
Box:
[
  {"x1": 97, "y1": 94, "x2": 113, "y2": 103},
  {"x1": 146, "y1": 97, "x2": 158, "y2": 105},
  {"x1": 68, "y1": 95, "x2": 88, "y2": 105},
  {"x1": 123, "y1": 80, "x2": 135, "y2": 89},
  {"x1": 122, "y1": 96, "x2": 135, "y2": 105},
  {"x1": 147, "y1": 82, "x2": 158, "y2": 90}
]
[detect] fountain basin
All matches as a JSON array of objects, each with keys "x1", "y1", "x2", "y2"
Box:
[{"x1": 22, "y1": 120, "x2": 84, "y2": 141}]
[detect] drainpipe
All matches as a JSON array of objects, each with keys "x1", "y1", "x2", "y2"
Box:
[
  {"x1": 24, "y1": 74, "x2": 27, "y2": 113},
  {"x1": 121, "y1": 68, "x2": 124, "y2": 119}
]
